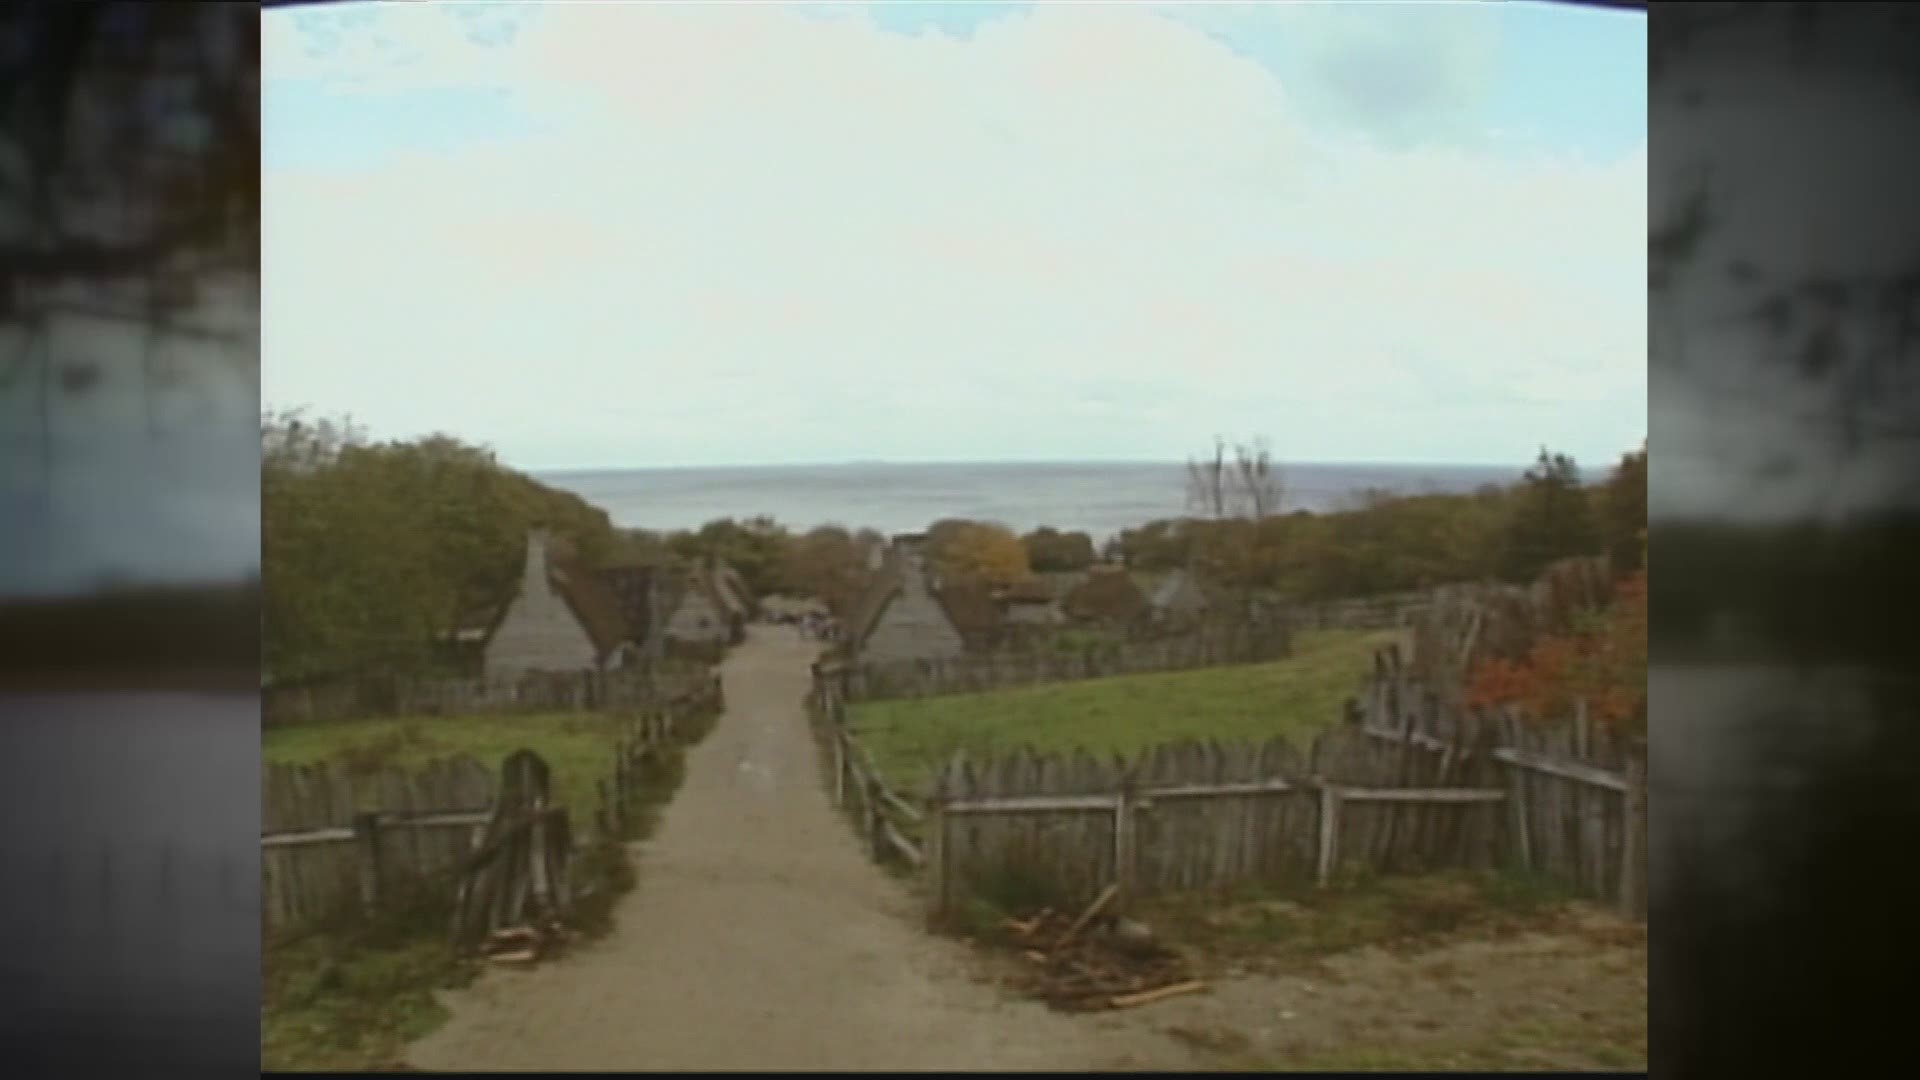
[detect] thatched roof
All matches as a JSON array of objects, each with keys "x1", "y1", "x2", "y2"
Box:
[
  {"x1": 846, "y1": 569, "x2": 906, "y2": 649},
  {"x1": 997, "y1": 577, "x2": 1056, "y2": 605},
  {"x1": 1062, "y1": 564, "x2": 1150, "y2": 624},
  {"x1": 844, "y1": 568, "x2": 998, "y2": 653},
  {"x1": 935, "y1": 579, "x2": 1004, "y2": 651},
  {"x1": 548, "y1": 549, "x2": 633, "y2": 659},
  {"x1": 478, "y1": 534, "x2": 635, "y2": 661}
]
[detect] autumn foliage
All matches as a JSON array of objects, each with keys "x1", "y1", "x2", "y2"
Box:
[
  {"x1": 1466, "y1": 569, "x2": 1647, "y2": 736},
  {"x1": 929, "y1": 522, "x2": 1032, "y2": 588}
]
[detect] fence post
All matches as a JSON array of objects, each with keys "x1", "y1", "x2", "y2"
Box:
[
  {"x1": 529, "y1": 801, "x2": 553, "y2": 915},
  {"x1": 550, "y1": 807, "x2": 574, "y2": 917},
  {"x1": 1315, "y1": 781, "x2": 1341, "y2": 887},
  {"x1": 926, "y1": 794, "x2": 949, "y2": 924},
  {"x1": 1503, "y1": 710, "x2": 1532, "y2": 872},
  {"x1": 1114, "y1": 783, "x2": 1137, "y2": 913},
  {"x1": 596, "y1": 779, "x2": 614, "y2": 841},
  {"x1": 866, "y1": 774, "x2": 885, "y2": 861},
  {"x1": 1619, "y1": 737, "x2": 1647, "y2": 919},
  {"x1": 833, "y1": 726, "x2": 847, "y2": 808},
  {"x1": 352, "y1": 812, "x2": 382, "y2": 913}
]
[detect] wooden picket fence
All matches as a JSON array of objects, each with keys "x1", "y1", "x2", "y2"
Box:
[
  {"x1": 811, "y1": 649, "x2": 1646, "y2": 923},
  {"x1": 1353, "y1": 645, "x2": 1647, "y2": 917},
  {"x1": 261, "y1": 755, "x2": 497, "y2": 933},
  {"x1": 263, "y1": 662, "x2": 712, "y2": 728},
  {"x1": 261, "y1": 676, "x2": 726, "y2": 940},
  {"x1": 834, "y1": 624, "x2": 1294, "y2": 704}
]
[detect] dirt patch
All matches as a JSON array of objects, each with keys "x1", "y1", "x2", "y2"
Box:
[
  {"x1": 401, "y1": 628, "x2": 1193, "y2": 1073},
  {"x1": 949, "y1": 872, "x2": 1645, "y2": 1072}
]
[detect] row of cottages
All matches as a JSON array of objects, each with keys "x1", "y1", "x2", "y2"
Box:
[
  {"x1": 839, "y1": 530, "x2": 1287, "y2": 665},
  {"x1": 842, "y1": 534, "x2": 1188, "y2": 664},
  {"x1": 472, "y1": 530, "x2": 754, "y2": 681},
  {"x1": 661, "y1": 557, "x2": 753, "y2": 647}
]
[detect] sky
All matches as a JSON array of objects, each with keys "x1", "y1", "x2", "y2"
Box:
[{"x1": 262, "y1": 1, "x2": 1648, "y2": 472}]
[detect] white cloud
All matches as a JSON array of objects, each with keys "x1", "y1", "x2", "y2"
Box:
[{"x1": 263, "y1": 3, "x2": 1645, "y2": 470}]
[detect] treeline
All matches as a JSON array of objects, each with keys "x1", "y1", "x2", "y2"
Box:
[
  {"x1": 262, "y1": 412, "x2": 640, "y2": 683},
  {"x1": 1110, "y1": 446, "x2": 1647, "y2": 599},
  {"x1": 263, "y1": 415, "x2": 1648, "y2": 682}
]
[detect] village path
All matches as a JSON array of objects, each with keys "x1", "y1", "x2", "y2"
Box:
[{"x1": 405, "y1": 624, "x2": 1193, "y2": 1072}]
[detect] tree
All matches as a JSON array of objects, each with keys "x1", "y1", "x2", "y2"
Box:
[
  {"x1": 1231, "y1": 437, "x2": 1283, "y2": 518},
  {"x1": 930, "y1": 521, "x2": 1030, "y2": 588},
  {"x1": 1021, "y1": 527, "x2": 1096, "y2": 572},
  {"x1": 260, "y1": 413, "x2": 627, "y2": 680},
  {"x1": 679, "y1": 517, "x2": 794, "y2": 598},
  {"x1": 783, "y1": 525, "x2": 868, "y2": 613},
  {"x1": 1187, "y1": 435, "x2": 1283, "y2": 520},
  {"x1": 1498, "y1": 448, "x2": 1602, "y2": 583},
  {"x1": 1601, "y1": 442, "x2": 1648, "y2": 577},
  {"x1": 1186, "y1": 437, "x2": 1229, "y2": 519},
  {"x1": 1467, "y1": 568, "x2": 1647, "y2": 737}
]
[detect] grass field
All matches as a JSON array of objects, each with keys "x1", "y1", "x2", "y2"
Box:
[
  {"x1": 263, "y1": 711, "x2": 629, "y2": 828},
  {"x1": 846, "y1": 628, "x2": 1401, "y2": 796}
]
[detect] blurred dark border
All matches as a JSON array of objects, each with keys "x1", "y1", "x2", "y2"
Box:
[
  {"x1": 1648, "y1": 4, "x2": 1920, "y2": 1079},
  {"x1": 0, "y1": 3, "x2": 261, "y2": 1075}
]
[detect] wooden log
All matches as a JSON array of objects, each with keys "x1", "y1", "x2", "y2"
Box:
[
  {"x1": 1110, "y1": 980, "x2": 1205, "y2": 1009},
  {"x1": 1056, "y1": 882, "x2": 1118, "y2": 950}
]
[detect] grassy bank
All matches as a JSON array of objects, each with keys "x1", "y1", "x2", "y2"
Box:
[
  {"x1": 263, "y1": 711, "x2": 630, "y2": 829},
  {"x1": 846, "y1": 628, "x2": 1399, "y2": 796},
  {"x1": 261, "y1": 701, "x2": 720, "y2": 1071}
]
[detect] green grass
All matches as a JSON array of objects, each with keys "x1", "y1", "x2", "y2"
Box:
[
  {"x1": 262, "y1": 903, "x2": 473, "y2": 1072},
  {"x1": 847, "y1": 629, "x2": 1399, "y2": 796},
  {"x1": 263, "y1": 711, "x2": 629, "y2": 828},
  {"x1": 1138, "y1": 867, "x2": 1580, "y2": 968}
]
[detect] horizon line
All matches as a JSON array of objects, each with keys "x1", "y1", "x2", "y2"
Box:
[{"x1": 525, "y1": 456, "x2": 1540, "y2": 475}]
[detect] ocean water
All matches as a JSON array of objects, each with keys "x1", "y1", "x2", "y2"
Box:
[{"x1": 536, "y1": 460, "x2": 1520, "y2": 538}]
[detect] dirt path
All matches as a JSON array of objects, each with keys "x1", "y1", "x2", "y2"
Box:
[{"x1": 405, "y1": 626, "x2": 1190, "y2": 1072}]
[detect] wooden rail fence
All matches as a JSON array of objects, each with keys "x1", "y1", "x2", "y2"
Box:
[
  {"x1": 811, "y1": 665, "x2": 1513, "y2": 921},
  {"x1": 1354, "y1": 644, "x2": 1647, "y2": 919},
  {"x1": 261, "y1": 674, "x2": 726, "y2": 939},
  {"x1": 813, "y1": 647, "x2": 1646, "y2": 923},
  {"x1": 829, "y1": 625, "x2": 1294, "y2": 704}
]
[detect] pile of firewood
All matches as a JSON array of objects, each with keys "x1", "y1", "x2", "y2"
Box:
[
  {"x1": 997, "y1": 884, "x2": 1205, "y2": 1013},
  {"x1": 478, "y1": 920, "x2": 571, "y2": 967}
]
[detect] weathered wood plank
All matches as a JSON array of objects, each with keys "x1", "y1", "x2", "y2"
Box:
[
  {"x1": 942, "y1": 793, "x2": 1122, "y2": 815},
  {"x1": 1336, "y1": 787, "x2": 1506, "y2": 804},
  {"x1": 1491, "y1": 746, "x2": 1628, "y2": 793}
]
